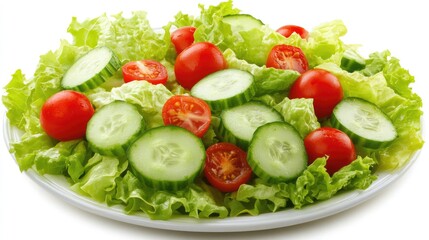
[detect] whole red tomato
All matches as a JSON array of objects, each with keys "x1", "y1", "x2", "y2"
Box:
[
  {"x1": 171, "y1": 26, "x2": 196, "y2": 54},
  {"x1": 304, "y1": 127, "x2": 356, "y2": 175},
  {"x1": 40, "y1": 90, "x2": 94, "y2": 141},
  {"x1": 174, "y1": 42, "x2": 227, "y2": 90},
  {"x1": 289, "y1": 69, "x2": 343, "y2": 119}
]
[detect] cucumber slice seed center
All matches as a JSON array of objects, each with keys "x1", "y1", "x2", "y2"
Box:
[
  {"x1": 211, "y1": 78, "x2": 239, "y2": 92},
  {"x1": 153, "y1": 144, "x2": 184, "y2": 167},
  {"x1": 99, "y1": 113, "x2": 128, "y2": 138},
  {"x1": 243, "y1": 111, "x2": 270, "y2": 127},
  {"x1": 267, "y1": 138, "x2": 293, "y2": 164},
  {"x1": 355, "y1": 108, "x2": 380, "y2": 131}
]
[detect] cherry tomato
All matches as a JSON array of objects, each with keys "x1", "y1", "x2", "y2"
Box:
[
  {"x1": 40, "y1": 90, "x2": 94, "y2": 141},
  {"x1": 266, "y1": 44, "x2": 309, "y2": 74},
  {"x1": 162, "y1": 95, "x2": 211, "y2": 138},
  {"x1": 304, "y1": 127, "x2": 356, "y2": 175},
  {"x1": 204, "y1": 142, "x2": 252, "y2": 192},
  {"x1": 122, "y1": 60, "x2": 168, "y2": 85},
  {"x1": 174, "y1": 42, "x2": 227, "y2": 90},
  {"x1": 289, "y1": 69, "x2": 343, "y2": 119},
  {"x1": 276, "y1": 25, "x2": 309, "y2": 39},
  {"x1": 171, "y1": 26, "x2": 196, "y2": 54}
]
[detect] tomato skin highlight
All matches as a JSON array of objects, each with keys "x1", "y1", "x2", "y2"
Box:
[
  {"x1": 174, "y1": 42, "x2": 227, "y2": 90},
  {"x1": 40, "y1": 90, "x2": 94, "y2": 141},
  {"x1": 304, "y1": 127, "x2": 356, "y2": 175},
  {"x1": 266, "y1": 44, "x2": 308, "y2": 74},
  {"x1": 162, "y1": 95, "x2": 211, "y2": 138},
  {"x1": 204, "y1": 142, "x2": 252, "y2": 192},
  {"x1": 171, "y1": 26, "x2": 196, "y2": 54},
  {"x1": 289, "y1": 69, "x2": 343, "y2": 119},
  {"x1": 122, "y1": 60, "x2": 168, "y2": 85},
  {"x1": 276, "y1": 25, "x2": 309, "y2": 39}
]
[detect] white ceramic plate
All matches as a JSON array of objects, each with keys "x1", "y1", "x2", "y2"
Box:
[{"x1": 2, "y1": 116, "x2": 419, "y2": 232}]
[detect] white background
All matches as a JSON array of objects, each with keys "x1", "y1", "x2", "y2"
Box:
[{"x1": 1, "y1": 0, "x2": 428, "y2": 239}]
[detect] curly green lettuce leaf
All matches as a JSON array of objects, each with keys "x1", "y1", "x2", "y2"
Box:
[
  {"x1": 34, "y1": 140, "x2": 89, "y2": 180},
  {"x1": 362, "y1": 50, "x2": 419, "y2": 100},
  {"x1": 317, "y1": 62, "x2": 423, "y2": 170},
  {"x1": 65, "y1": 141, "x2": 93, "y2": 182},
  {"x1": 71, "y1": 154, "x2": 128, "y2": 202},
  {"x1": 9, "y1": 133, "x2": 55, "y2": 171},
  {"x1": 172, "y1": 11, "x2": 201, "y2": 28},
  {"x1": 88, "y1": 81, "x2": 173, "y2": 128},
  {"x1": 360, "y1": 51, "x2": 390, "y2": 76},
  {"x1": 224, "y1": 49, "x2": 299, "y2": 95},
  {"x1": 67, "y1": 11, "x2": 172, "y2": 63},
  {"x1": 273, "y1": 97, "x2": 320, "y2": 138},
  {"x1": 225, "y1": 156, "x2": 377, "y2": 216},
  {"x1": 303, "y1": 20, "x2": 347, "y2": 67},
  {"x1": 2, "y1": 70, "x2": 32, "y2": 131},
  {"x1": 193, "y1": 0, "x2": 239, "y2": 50},
  {"x1": 114, "y1": 172, "x2": 228, "y2": 220}
]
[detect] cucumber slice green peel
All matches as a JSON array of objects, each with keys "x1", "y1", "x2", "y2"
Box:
[
  {"x1": 331, "y1": 97, "x2": 398, "y2": 149},
  {"x1": 191, "y1": 69, "x2": 256, "y2": 111},
  {"x1": 61, "y1": 46, "x2": 121, "y2": 91},
  {"x1": 247, "y1": 121, "x2": 308, "y2": 183},
  {"x1": 86, "y1": 101, "x2": 145, "y2": 157},
  {"x1": 219, "y1": 101, "x2": 283, "y2": 150},
  {"x1": 127, "y1": 126, "x2": 206, "y2": 191}
]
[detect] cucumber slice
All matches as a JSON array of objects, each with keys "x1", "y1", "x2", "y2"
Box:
[
  {"x1": 86, "y1": 101, "x2": 145, "y2": 156},
  {"x1": 219, "y1": 101, "x2": 283, "y2": 150},
  {"x1": 340, "y1": 49, "x2": 366, "y2": 72},
  {"x1": 223, "y1": 14, "x2": 264, "y2": 32},
  {"x1": 191, "y1": 69, "x2": 256, "y2": 111},
  {"x1": 61, "y1": 47, "x2": 121, "y2": 91},
  {"x1": 248, "y1": 122, "x2": 307, "y2": 183},
  {"x1": 331, "y1": 97, "x2": 397, "y2": 148},
  {"x1": 127, "y1": 126, "x2": 206, "y2": 191}
]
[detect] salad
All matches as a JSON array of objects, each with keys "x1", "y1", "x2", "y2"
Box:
[{"x1": 2, "y1": 0, "x2": 423, "y2": 220}]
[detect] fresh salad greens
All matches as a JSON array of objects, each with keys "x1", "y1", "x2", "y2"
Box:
[{"x1": 2, "y1": 0, "x2": 423, "y2": 220}]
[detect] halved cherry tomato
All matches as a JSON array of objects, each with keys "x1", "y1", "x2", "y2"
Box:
[
  {"x1": 174, "y1": 42, "x2": 227, "y2": 90},
  {"x1": 204, "y1": 142, "x2": 252, "y2": 192},
  {"x1": 171, "y1": 26, "x2": 196, "y2": 54},
  {"x1": 266, "y1": 44, "x2": 308, "y2": 74},
  {"x1": 276, "y1": 25, "x2": 309, "y2": 39},
  {"x1": 40, "y1": 90, "x2": 94, "y2": 141},
  {"x1": 162, "y1": 95, "x2": 211, "y2": 138},
  {"x1": 122, "y1": 60, "x2": 168, "y2": 85},
  {"x1": 288, "y1": 69, "x2": 343, "y2": 119},
  {"x1": 304, "y1": 127, "x2": 356, "y2": 175}
]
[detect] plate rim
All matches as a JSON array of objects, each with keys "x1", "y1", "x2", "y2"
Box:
[{"x1": 2, "y1": 114, "x2": 420, "y2": 232}]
